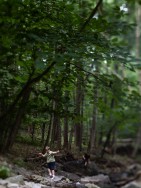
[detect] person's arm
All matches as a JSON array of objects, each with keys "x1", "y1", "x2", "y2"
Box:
[
  {"x1": 82, "y1": 155, "x2": 85, "y2": 160},
  {"x1": 38, "y1": 152, "x2": 47, "y2": 157},
  {"x1": 50, "y1": 150, "x2": 59, "y2": 154}
]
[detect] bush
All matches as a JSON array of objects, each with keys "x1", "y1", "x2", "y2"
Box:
[{"x1": 0, "y1": 166, "x2": 10, "y2": 179}]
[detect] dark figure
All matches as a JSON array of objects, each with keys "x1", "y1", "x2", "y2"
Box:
[{"x1": 82, "y1": 153, "x2": 90, "y2": 167}]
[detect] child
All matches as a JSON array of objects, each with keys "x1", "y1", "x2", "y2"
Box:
[
  {"x1": 39, "y1": 146, "x2": 59, "y2": 179},
  {"x1": 82, "y1": 153, "x2": 90, "y2": 167}
]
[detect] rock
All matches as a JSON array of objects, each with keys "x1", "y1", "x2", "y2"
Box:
[
  {"x1": 76, "y1": 182, "x2": 87, "y2": 188},
  {"x1": 64, "y1": 172, "x2": 80, "y2": 181},
  {"x1": 111, "y1": 171, "x2": 127, "y2": 179},
  {"x1": 121, "y1": 181, "x2": 141, "y2": 188},
  {"x1": 121, "y1": 171, "x2": 141, "y2": 188},
  {"x1": 30, "y1": 175, "x2": 48, "y2": 183},
  {"x1": 6, "y1": 175, "x2": 25, "y2": 185},
  {"x1": 0, "y1": 179, "x2": 8, "y2": 186},
  {"x1": 127, "y1": 164, "x2": 141, "y2": 176},
  {"x1": 85, "y1": 183, "x2": 100, "y2": 188},
  {"x1": 63, "y1": 161, "x2": 99, "y2": 176},
  {"x1": 51, "y1": 175, "x2": 64, "y2": 182},
  {"x1": 7, "y1": 183, "x2": 19, "y2": 188},
  {"x1": 24, "y1": 181, "x2": 48, "y2": 188},
  {"x1": 0, "y1": 185, "x2": 6, "y2": 188},
  {"x1": 56, "y1": 182, "x2": 76, "y2": 188},
  {"x1": 81, "y1": 174, "x2": 110, "y2": 184},
  {"x1": 12, "y1": 166, "x2": 33, "y2": 177}
]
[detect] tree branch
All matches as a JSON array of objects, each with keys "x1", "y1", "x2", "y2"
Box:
[
  {"x1": 0, "y1": 61, "x2": 56, "y2": 120},
  {"x1": 79, "y1": 0, "x2": 103, "y2": 32},
  {"x1": 70, "y1": 62, "x2": 110, "y2": 88}
]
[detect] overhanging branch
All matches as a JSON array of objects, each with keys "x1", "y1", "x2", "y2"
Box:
[{"x1": 79, "y1": 0, "x2": 103, "y2": 32}]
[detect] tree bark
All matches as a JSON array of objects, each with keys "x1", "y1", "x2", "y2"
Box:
[
  {"x1": 4, "y1": 86, "x2": 31, "y2": 151},
  {"x1": 74, "y1": 71, "x2": 83, "y2": 151},
  {"x1": 132, "y1": 2, "x2": 141, "y2": 157},
  {"x1": 90, "y1": 83, "x2": 98, "y2": 153},
  {"x1": 0, "y1": 61, "x2": 56, "y2": 153}
]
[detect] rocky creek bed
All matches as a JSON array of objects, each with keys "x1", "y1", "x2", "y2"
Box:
[{"x1": 1, "y1": 153, "x2": 141, "y2": 188}]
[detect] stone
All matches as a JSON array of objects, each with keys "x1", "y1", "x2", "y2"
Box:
[
  {"x1": 121, "y1": 181, "x2": 141, "y2": 188},
  {"x1": 6, "y1": 175, "x2": 25, "y2": 185},
  {"x1": 7, "y1": 183, "x2": 19, "y2": 188},
  {"x1": 81, "y1": 174, "x2": 110, "y2": 184},
  {"x1": 85, "y1": 183, "x2": 100, "y2": 188},
  {"x1": 0, "y1": 185, "x2": 6, "y2": 188}
]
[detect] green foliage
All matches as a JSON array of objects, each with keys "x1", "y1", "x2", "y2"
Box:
[
  {"x1": 0, "y1": 0, "x2": 140, "y2": 150},
  {"x1": 0, "y1": 166, "x2": 10, "y2": 179},
  {"x1": 16, "y1": 134, "x2": 41, "y2": 146},
  {"x1": 12, "y1": 158, "x2": 26, "y2": 167}
]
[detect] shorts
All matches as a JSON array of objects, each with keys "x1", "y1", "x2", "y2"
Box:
[{"x1": 47, "y1": 162, "x2": 55, "y2": 170}]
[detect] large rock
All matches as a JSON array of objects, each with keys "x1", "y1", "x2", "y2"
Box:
[
  {"x1": 6, "y1": 175, "x2": 25, "y2": 185},
  {"x1": 81, "y1": 174, "x2": 110, "y2": 184},
  {"x1": 127, "y1": 164, "x2": 141, "y2": 176},
  {"x1": 58, "y1": 171, "x2": 80, "y2": 181},
  {"x1": 63, "y1": 161, "x2": 99, "y2": 176},
  {"x1": 121, "y1": 181, "x2": 141, "y2": 188},
  {"x1": 24, "y1": 181, "x2": 50, "y2": 188},
  {"x1": 0, "y1": 185, "x2": 6, "y2": 188}
]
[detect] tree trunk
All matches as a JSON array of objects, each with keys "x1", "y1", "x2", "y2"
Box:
[
  {"x1": 51, "y1": 99, "x2": 61, "y2": 148},
  {"x1": 41, "y1": 123, "x2": 46, "y2": 144},
  {"x1": 90, "y1": 83, "x2": 98, "y2": 153},
  {"x1": 132, "y1": 2, "x2": 141, "y2": 157},
  {"x1": 4, "y1": 87, "x2": 31, "y2": 152},
  {"x1": 100, "y1": 122, "x2": 117, "y2": 158},
  {"x1": 63, "y1": 112, "x2": 69, "y2": 149},
  {"x1": 74, "y1": 74, "x2": 83, "y2": 151},
  {"x1": 43, "y1": 113, "x2": 53, "y2": 152},
  {"x1": 68, "y1": 122, "x2": 74, "y2": 150},
  {"x1": 0, "y1": 61, "x2": 56, "y2": 153}
]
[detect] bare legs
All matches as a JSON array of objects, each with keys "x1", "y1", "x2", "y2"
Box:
[
  {"x1": 48, "y1": 168, "x2": 52, "y2": 176},
  {"x1": 48, "y1": 168, "x2": 55, "y2": 178}
]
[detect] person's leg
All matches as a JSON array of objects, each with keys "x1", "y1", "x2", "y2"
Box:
[
  {"x1": 47, "y1": 163, "x2": 52, "y2": 177},
  {"x1": 48, "y1": 168, "x2": 52, "y2": 176},
  {"x1": 51, "y1": 170, "x2": 55, "y2": 177},
  {"x1": 50, "y1": 162, "x2": 56, "y2": 179}
]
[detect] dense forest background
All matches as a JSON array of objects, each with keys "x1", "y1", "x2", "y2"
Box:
[{"x1": 0, "y1": 0, "x2": 141, "y2": 159}]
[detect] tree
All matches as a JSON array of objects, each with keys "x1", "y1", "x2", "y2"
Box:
[{"x1": 0, "y1": 0, "x2": 139, "y2": 154}]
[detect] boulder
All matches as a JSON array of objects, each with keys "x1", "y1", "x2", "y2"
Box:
[
  {"x1": 6, "y1": 175, "x2": 25, "y2": 185},
  {"x1": 63, "y1": 161, "x2": 99, "y2": 176}
]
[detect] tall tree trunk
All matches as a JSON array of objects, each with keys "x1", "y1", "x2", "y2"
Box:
[
  {"x1": 68, "y1": 122, "x2": 74, "y2": 150},
  {"x1": 0, "y1": 61, "x2": 56, "y2": 153},
  {"x1": 100, "y1": 123, "x2": 117, "y2": 158},
  {"x1": 31, "y1": 123, "x2": 35, "y2": 142},
  {"x1": 90, "y1": 82, "x2": 98, "y2": 153},
  {"x1": 51, "y1": 98, "x2": 61, "y2": 148},
  {"x1": 41, "y1": 122, "x2": 46, "y2": 144},
  {"x1": 4, "y1": 87, "x2": 31, "y2": 151},
  {"x1": 63, "y1": 117, "x2": 69, "y2": 149},
  {"x1": 43, "y1": 113, "x2": 53, "y2": 152},
  {"x1": 132, "y1": 2, "x2": 141, "y2": 157},
  {"x1": 74, "y1": 72, "x2": 83, "y2": 151}
]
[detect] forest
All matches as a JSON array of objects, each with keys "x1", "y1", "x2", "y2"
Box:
[{"x1": 0, "y1": 0, "x2": 141, "y2": 187}]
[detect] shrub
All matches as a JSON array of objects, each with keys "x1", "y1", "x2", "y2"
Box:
[{"x1": 0, "y1": 166, "x2": 10, "y2": 179}]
